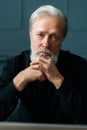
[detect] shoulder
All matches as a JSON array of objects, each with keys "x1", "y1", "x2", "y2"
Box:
[
  {"x1": 58, "y1": 50, "x2": 87, "y2": 71},
  {"x1": 7, "y1": 50, "x2": 30, "y2": 63},
  {"x1": 59, "y1": 49, "x2": 87, "y2": 64},
  {"x1": 3, "y1": 50, "x2": 31, "y2": 73}
]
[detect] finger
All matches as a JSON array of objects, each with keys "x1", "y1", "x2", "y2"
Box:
[
  {"x1": 30, "y1": 64, "x2": 41, "y2": 70},
  {"x1": 30, "y1": 62, "x2": 39, "y2": 66},
  {"x1": 37, "y1": 57, "x2": 52, "y2": 65}
]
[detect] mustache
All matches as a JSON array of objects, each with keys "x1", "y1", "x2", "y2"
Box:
[
  {"x1": 35, "y1": 48, "x2": 52, "y2": 56},
  {"x1": 30, "y1": 49, "x2": 58, "y2": 64}
]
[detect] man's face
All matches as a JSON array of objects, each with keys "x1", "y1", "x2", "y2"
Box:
[{"x1": 30, "y1": 15, "x2": 64, "y2": 62}]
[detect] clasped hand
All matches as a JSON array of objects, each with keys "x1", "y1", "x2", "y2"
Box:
[
  {"x1": 13, "y1": 57, "x2": 64, "y2": 91},
  {"x1": 30, "y1": 57, "x2": 59, "y2": 83}
]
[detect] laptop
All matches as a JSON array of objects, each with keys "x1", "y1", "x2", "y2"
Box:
[{"x1": 0, "y1": 122, "x2": 87, "y2": 130}]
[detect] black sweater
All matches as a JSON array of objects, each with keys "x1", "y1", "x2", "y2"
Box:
[{"x1": 0, "y1": 49, "x2": 87, "y2": 124}]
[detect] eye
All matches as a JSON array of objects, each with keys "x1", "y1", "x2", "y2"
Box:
[
  {"x1": 37, "y1": 33, "x2": 44, "y2": 39},
  {"x1": 50, "y1": 35, "x2": 59, "y2": 42}
]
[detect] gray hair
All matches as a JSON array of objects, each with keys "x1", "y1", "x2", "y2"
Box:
[{"x1": 29, "y1": 5, "x2": 68, "y2": 38}]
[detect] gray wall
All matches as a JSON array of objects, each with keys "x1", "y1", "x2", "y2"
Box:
[{"x1": 0, "y1": 0, "x2": 87, "y2": 72}]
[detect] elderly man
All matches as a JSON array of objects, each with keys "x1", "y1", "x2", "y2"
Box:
[{"x1": 0, "y1": 5, "x2": 87, "y2": 124}]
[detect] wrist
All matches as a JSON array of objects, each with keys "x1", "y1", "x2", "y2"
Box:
[
  {"x1": 53, "y1": 75, "x2": 64, "y2": 89},
  {"x1": 13, "y1": 71, "x2": 27, "y2": 91}
]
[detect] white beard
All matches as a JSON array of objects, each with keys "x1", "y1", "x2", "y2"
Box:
[{"x1": 30, "y1": 48, "x2": 58, "y2": 64}]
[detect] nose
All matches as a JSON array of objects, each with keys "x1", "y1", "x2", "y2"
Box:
[{"x1": 41, "y1": 36, "x2": 50, "y2": 48}]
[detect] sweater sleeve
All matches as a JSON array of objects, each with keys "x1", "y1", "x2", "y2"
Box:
[
  {"x1": 56, "y1": 78, "x2": 81, "y2": 123},
  {"x1": 0, "y1": 58, "x2": 20, "y2": 121},
  {"x1": 56, "y1": 64, "x2": 87, "y2": 124},
  {"x1": 0, "y1": 51, "x2": 29, "y2": 121}
]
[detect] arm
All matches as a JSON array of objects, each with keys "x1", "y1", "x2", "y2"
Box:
[
  {"x1": 13, "y1": 66, "x2": 46, "y2": 91},
  {"x1": 0, "y1": 55, "x2": 46, "y2": 120},
  {"x1": 0, "y1": 60, "x2": 19, "y2": 120},
  {"x1": 30, "y1": 57, "x2": 87, "y2": 124}
]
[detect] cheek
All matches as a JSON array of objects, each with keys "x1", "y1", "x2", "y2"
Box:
[
  {"x1": 31, "y1": 43, "x2": 39, "y2": 52},
  {"x1": 30, "y1": 34, "x2": 36, "y2": 51},
  {"x1": 30, "y1": 38, "x2": 41, "y2": 52},
  {"x1": 51, "y1": 45, "x2": 61, "y2": 55}
]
